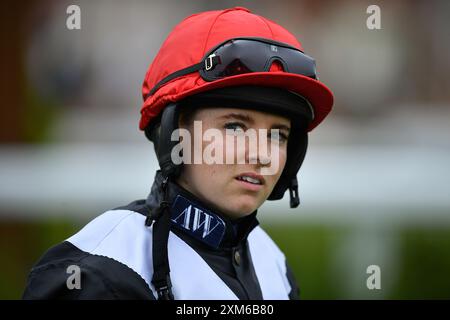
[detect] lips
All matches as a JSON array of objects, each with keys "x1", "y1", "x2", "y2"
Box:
[
  {"x1": 237, "y1": 176, "x2": 261, "y2": 184},
  {"x1": 235, "y1": 172, "x2": 265, "y2": 185}
]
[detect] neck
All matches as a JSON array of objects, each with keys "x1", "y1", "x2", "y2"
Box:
[{"x1": 146, "y1": 170, "x2": 259, "y2": 249}]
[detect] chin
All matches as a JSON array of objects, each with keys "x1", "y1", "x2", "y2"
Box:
[{"x1": 226, "y1": 196, "x2": 261, "y2": 216}]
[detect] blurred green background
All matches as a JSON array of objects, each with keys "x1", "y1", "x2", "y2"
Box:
[{"x1": 1, "y1": 0, "x2": 450, "y2": 299}]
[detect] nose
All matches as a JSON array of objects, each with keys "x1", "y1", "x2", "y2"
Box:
[
  {"x1": 247, "y1": 134, "x2": 271, "y2": 167},
  {"x1": 248, "y1": 153, "x2": 271, "y2": 166}
]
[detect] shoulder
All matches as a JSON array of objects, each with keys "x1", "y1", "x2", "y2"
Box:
[
  {"x1": 247, "y1": 225, "x2": 300, "y2": 300},
  {"x1": 23, "y1": 200, "x2": 156, "y2": 300},
  {"x1": 248, "y1": 225, "x2": 285, "y2": 258}
]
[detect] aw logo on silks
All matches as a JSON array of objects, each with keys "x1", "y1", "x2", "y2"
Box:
[{"x1": 170, "y1": 195, "x2": 226, "y2": 248}]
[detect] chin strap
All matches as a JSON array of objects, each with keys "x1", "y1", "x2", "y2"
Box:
[
  {"x1": 289, "y1": 177, "x2": 300, "y2": 208},
  {"x1": 145, "y1": 176, "x2": 175, "y2": 300}
]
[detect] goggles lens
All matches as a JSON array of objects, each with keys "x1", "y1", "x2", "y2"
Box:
[{"x1": 200, "y1": 38, "x2": 317, "y2": 81}]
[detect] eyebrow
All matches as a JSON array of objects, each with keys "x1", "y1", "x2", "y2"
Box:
[
  {"x1": 219, "y1": 112, "x2": 254, "y2": 124},
  {"x1": 219, "y1": 112, "x2": 290, "y2": 133}
]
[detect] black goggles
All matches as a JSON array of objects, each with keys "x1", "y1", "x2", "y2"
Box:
[{"x1": 146, "y1": 37, "x2": 317, "y2": 100}]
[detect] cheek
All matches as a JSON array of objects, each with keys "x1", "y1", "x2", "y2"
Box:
[
  {"x1": 279, "y1": 148, "x2": 288, "y2": 174},
  {"x1": 267, "y1": 144, "x2": 288, "y2": 186},
  {"x1": 188, "y1": 164, "x2": 224, "y2": 194},
  {"x1": 272, "y1": 142, "x2": 288, "y2": 174}
]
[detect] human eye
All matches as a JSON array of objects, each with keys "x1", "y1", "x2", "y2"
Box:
[
  {"x1": 224, "y1": 122, "x2": 246, "y2": 134},
  {"x1": 269, "y1": 130, "x2": 289, "y2": 144}
]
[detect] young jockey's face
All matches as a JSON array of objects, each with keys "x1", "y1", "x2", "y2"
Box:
[{"x1": 176, "y1": 107, "x2": 290, "y2": 220}]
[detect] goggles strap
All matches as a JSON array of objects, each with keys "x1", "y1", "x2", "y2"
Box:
[{"x1": 146, "y1": 55, "x2": 221, "y2": 100}]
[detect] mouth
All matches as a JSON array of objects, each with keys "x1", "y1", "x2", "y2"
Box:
[{"x1": 235, "y1": 172, "x2": 265, "y2": 187}]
